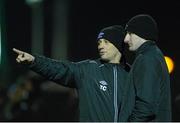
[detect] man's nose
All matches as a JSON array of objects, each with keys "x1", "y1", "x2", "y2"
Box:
[
  {"x1": 124, "y1": 35, "x2": 129, "y2": 43},
  {"x1": 98, "y1": 42, "x2": 105, "y2": 49},
  {"x1": 124, "y1": 39, "x2": 128, "y2": 43}
]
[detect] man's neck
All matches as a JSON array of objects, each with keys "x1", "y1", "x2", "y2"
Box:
[{"x1": 109, "y1": 54, "x2": 121, "y2": 64}]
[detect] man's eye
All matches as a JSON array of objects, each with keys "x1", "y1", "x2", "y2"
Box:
[{"x1": 104, "y1": 40, "x2": 109, "y2": 44}]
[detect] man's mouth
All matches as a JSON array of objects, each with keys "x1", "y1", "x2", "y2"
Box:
[{"x1": 99, "y1": 51, "x2": 106, "y2": 56}]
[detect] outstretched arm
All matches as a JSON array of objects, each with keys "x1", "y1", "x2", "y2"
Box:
[{"x1": 13, "y1": 48, "x2": 78, "y2": 88}]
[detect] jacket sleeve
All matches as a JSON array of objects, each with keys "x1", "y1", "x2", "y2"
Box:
[
  {"x1": 128, "y1": 55, "x2": 160, "y2": 121},
  {"x1": 29, "y1": 55, "x2": 80, "y2": 88}
]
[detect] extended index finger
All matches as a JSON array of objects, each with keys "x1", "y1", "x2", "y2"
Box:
[{"x1": 13, "y1": 48, "x2": 24, "y2": 55}]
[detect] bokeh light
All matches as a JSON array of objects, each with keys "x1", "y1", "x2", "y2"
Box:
[{"x1": 164, "y1": 56, "x2": 174, "y2": 74}]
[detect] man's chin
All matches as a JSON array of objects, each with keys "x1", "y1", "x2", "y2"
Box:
[
  {"x1": 100, "y1": 56, "x2": 105, "y2": 59},
  {"x1": 129, "y1": 47, "x2": 134, "y2": 51},
  {"x1": 100, "y1": 57, "x2": 108, "y2": 61}
]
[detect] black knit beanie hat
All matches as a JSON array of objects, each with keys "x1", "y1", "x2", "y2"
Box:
[
  {"x1": 125, "y1": 14, "x2": 158, "y2": 41},
  {"x1": 97, "y1": 25, "x2": 125, "y2": 53}
]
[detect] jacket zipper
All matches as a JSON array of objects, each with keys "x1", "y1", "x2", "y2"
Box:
[{"x1": 113, "y1": 66, "x2": 118, "y2": 122}]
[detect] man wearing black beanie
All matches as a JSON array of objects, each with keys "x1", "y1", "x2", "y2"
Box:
[
  {"x1": 12, "y1": 25, "x2": 130, "y2": 122},
  {"x1": 97, "y1": 25, "x2": 128, "y2": 68},
  {"x1": 119, "y1": 14, "x2": 171, "y2": 122}
]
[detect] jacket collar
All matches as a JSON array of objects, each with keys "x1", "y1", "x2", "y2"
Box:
[
  {"x1": 135, "y1": 40, "x2": 156, "y2": 56},
  {"x1": 97, "y1": 58, "x2": 126, "y2": 68}
]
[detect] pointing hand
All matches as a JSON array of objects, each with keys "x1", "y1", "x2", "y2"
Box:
[{"x1": 13, "y1": 48, "x2": 35, "y2": 64}]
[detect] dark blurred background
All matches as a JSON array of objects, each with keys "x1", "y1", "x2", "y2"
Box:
[{"x1": 0, "y1": 0, "x2": 179, "y2": 121}]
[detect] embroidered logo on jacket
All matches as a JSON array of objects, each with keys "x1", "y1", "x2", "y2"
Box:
[{"x1": 99, "y1": 80, "x2": 108, "y2": 91}]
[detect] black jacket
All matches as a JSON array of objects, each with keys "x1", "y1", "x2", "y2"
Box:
[
  {"x1": 29, "y1": 56, "x2": 129, "y2": 122},
  {"x1": 119, "y1": 41, "x2": 171, "y2": 121}
]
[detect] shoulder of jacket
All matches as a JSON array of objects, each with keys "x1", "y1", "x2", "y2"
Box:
[{"x1": 75, "y1": 59, "x2": 98, "y2": 65}]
